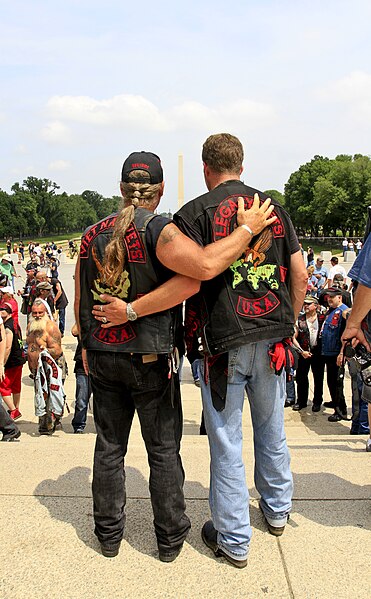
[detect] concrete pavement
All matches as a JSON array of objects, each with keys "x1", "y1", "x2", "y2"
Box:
[{"x1": 0, "y1": 256, "x2": 370, "y2": 599}]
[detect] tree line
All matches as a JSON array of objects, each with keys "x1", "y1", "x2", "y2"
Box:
[
  {"x1": 282, "y1": 154, "x2": 371, "y2": 237},
  {"x1": 0, "y1": 177, "x2": 121, "y2": 238},
  {"x1": 1, "y1": 154, "x2": 371, "y2": 239}
]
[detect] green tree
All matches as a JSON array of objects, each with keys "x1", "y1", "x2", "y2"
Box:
[
  {"x1": 285, "y1": 156, "x2": 332, "y2": 236},
  {"x1": 264, "y1": 189, "x2": 285, "y2": 206}
]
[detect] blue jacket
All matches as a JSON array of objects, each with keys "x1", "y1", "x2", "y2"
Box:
[{"x1": 321, "y1": 304, "x2": 347, "y2": 356}]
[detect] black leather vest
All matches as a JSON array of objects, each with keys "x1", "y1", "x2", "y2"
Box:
[
  {"x1": 79, "y1": 208, "x2": 176, "y2": 354},
  {"x1": 175, "y1": 181, "x2": 297, "y2": 355}
]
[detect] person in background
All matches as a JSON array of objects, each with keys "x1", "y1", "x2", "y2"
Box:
[
  {"x1": 293, "y1": 296, "x2": 325, "y2": 412},
  {"x1": 19, "y1": 241, "x2": 25, "y2": 261},
  {"x1": 341, "y1": 232, "x2": 371, "y2": 451},
  {"x1": 0, "y1": 302, "x2": 25, "y2": 420},
  {"x1": 0, "y1": 316, "x2": 19, "y2": 441},
  {"x1": 313, "y1": 257, "x2": 328, "y2": 294},
  {"x1": 71, "y1": 323, "x2": 91, "y2": 434},
  {"x1": 0, "y1": 255, "x2": 18, "y2": 292},
  {"x1": 321, "y1": 288, "x2": 349, "y2": 421},
  {"x1": 307, "y1": 246, "x2": 314, "y2": 266},
  {"x1": 306, "y1": 265, "x2": 318, "y2": 296},
  {"x1": 326, "y1": 256, "x2": 347, "y2": 288},
  {"x1": 51, "y1": 276, "x2": 68, "y2": 336}
]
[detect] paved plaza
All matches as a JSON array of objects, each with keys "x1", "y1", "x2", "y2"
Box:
[{"x1": 0, "y1": 256, "x2": 370, "y2": 599}]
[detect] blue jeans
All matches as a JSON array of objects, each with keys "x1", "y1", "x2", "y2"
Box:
[
  {"x1": 88, "y1": 351, "x2": 190, "y2": 551},
  {"x1": 191, "y1": 359, "x2": 201, "y2": 382},
  {"x1": 286, "y1": 368, "x2": 296, "y2": 403},
  {"x1": 200, "y1": 339, "x2": 293, "y2": 559},
  {"x1": 71, "y1": 372, "x2": 91, "y2": 432}
]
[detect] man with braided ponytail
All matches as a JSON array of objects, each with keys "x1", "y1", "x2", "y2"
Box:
[{"x1": 76, "y1": 150, "x2": 276, "y2": 562}]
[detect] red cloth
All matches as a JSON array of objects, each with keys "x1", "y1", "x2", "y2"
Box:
[{"x1": 0, "y1": 364, "x2": 23, "y2": 395}]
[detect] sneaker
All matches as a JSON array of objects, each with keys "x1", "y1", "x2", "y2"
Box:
[
  {"x1": 201, "y1": 520, "x2": 247, "y2": 568},
  {"x1": 366, "y1": 439, "x2": 371, "y2": 453},
  {"x1": 284, "y1": 400, "x2": 295, "y2": 408},
  {"x1": 74, "y1": 429, "x2": 84, "y2": 434},
  {"x1": 8, "y1": 408, "x2": 22, "y2": 420},
  {"x1": 1, "y1": 429, "x2": 21, "y2": 442},
  {"x1": 100, "y1": 541, "x2": 121, "y2": 558},
  {"x1": 194, "y1": 378, "x2": 201, "y2": 388},
  {"x1": 159, "y1": 543, "x2": 183, "y2": 563}
]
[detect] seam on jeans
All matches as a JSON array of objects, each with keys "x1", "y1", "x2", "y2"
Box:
[{"x1": 227, "y1": 348, "x2": 240, "y2": 380}]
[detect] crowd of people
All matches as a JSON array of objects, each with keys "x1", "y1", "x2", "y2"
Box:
[
  {"x1": 1, "y1": 133, "x2": 370, "y2": 569},
  {"x1": 0, "y1": 239, "x2": 91, "y2": 440},
  {"x1": 282, "y1": 249, "x2": 370, "y2": 439}
]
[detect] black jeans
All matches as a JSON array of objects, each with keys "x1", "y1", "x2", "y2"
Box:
[
  {"x1": 88, "y1": 351, "x2": 190, "y2": 552},
  {"x1": 0, "y1": 403, "x2": 18, "y2": 438},
  {"x1": 323, "y1": 355, "x2": 347, "y2": 412},
  {"x1": 296, "y1": 350, "x2": 325, "y2": 407}
]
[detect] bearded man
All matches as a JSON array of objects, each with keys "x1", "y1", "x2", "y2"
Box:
[{"x1": 26, "y1": 299, "x2": 65, "y2": 434}]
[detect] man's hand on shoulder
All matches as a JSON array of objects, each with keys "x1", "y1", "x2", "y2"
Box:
[{"x1": 236, "y1": 194, "x2": 277, "y2": 236}]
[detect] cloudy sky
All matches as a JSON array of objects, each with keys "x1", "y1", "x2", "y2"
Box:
[{"x1": 1, "y1": 0, "x2": 371, "y2": 212}]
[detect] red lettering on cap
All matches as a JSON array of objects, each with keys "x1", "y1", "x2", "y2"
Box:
[{"x1": 131, "y1": 162, "x2": 149, "y2": 169}]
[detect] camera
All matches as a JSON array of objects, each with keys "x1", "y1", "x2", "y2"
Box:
[{"x1": 344, "y1": 343, "x2": 371, "y2": 387}]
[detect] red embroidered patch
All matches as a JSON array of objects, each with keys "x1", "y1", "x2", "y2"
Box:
[
  {"x1": 236, "y1": 291, "x2": 280, "y2": 318},
  {"x1": 124, "y1": 222, "x2": 146, "y2": 263},
  {"x1": 80, "y1": 216, "x2": 117, "y2": 259},
  {"x1": 93, "y1": 324, "x2": 136, "y2": 345},
  {"x1": 213, "y1": 195, "x2": 285, "y2": 241}
]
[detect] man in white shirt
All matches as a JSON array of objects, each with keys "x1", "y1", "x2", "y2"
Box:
[{"x1": 326, "y1": 256, "x2": 347, "y2": 288}]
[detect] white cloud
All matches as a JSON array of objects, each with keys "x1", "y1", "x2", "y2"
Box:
[
  {"x1": 169, "y1": 99, "x2": 276, "y2": 131},
  {"x1": 48, "y1": 159, "x2": 71, "y2": 171},
  {"x1": 317, "y1": 70, "x2": 371, "y2": 121},
  {"x1": 44, "y1": 94, "x2": 276, "y2": 133},
  {"x1": 46, "y1": 94, "x2": 170, "y2": 131},
  {"x1": 15, "y1": 144, "x2": 28, "y2": 154},
  {"x1": 41, "y1": 120, "x2": 72, "y2": 144}
]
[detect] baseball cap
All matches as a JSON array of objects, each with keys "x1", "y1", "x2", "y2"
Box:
[
  {"x1": 121, "y1": 151, "x2": 163, "y2": 184},
  {"x1": 37, "y1": 281, "x2": 52, "y2": 290},
  {"x1": 0, "y1": 286, "x2": 14, "y2": 294},
  {"x1": 0, "y1": 302, "x2": 12, "y2": 313},
  {"x1": 317, "y1": 257, "x2": 324, "y2": 262},
  {"x1": 326, "y1": 287, "x2": 343, "y2": 295},
  {"x1": 2, "y1": 254, "x2": 12, "y2": 262},
  {"x1": 303, "y1": 295, "x2": 319, "y2": 305}
]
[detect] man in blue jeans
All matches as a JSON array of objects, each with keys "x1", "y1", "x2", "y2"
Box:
[{"x1": 174, "y1": 133, "x2": 307, "y2": 567}]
